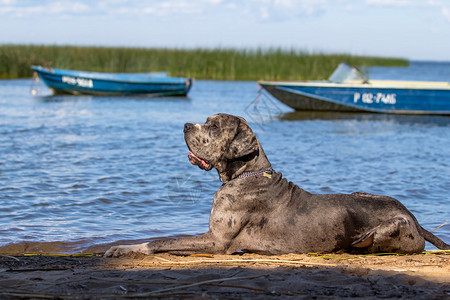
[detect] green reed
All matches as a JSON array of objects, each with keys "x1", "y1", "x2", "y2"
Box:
[{"x1": 0, "y1": 45, "x2": 409, "y2": 80}]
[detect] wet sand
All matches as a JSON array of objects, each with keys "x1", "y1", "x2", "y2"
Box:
[{"x1": 0, "y1": 251, "x2": 449, "y2": 299}]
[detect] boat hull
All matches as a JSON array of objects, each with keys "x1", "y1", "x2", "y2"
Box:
[
  {"x1": 259, "y1": 81, "x2": 450, "y2": 115},
  {"x1": 31, "y1": 66, "x2": 192, "y2": 96}
]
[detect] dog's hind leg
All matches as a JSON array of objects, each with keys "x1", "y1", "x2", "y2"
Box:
[{"x1": 352, "y1": 216, "x2": 425, "y2": 254}]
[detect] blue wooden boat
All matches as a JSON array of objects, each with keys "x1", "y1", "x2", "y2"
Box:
[
  {"x1": 31, "y1": 65, "x2": 192, "y2": 96},
  {"x1": 259, "y1": 63, "x2": 450, "y2": 115}
]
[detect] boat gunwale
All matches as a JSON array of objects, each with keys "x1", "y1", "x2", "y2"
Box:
[{"x1": 258, "y1": 80, "x2": 450, "y2": 91}]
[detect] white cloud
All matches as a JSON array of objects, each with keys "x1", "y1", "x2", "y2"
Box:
[
  {"x1": 366, "y1": 0, "x2": 413, "y2": 6},
  {"x1": 48, "y1": 1, "x2": 90, "y2": 14},
  {"x1": 107, "y1": 0, "x2": 333, "y2": 21},
  {"x1": 259, "y1": 6, "x2": 269, "y2": 20},
  {"x1": 443, "y1": 6, "x2": 450, "y2": 21},
  {"x1": 0, "y1": 0, "x2": 90, "y2": 17},
  {"x1": 427, "y1": 0, "x2": 450, "y2": 22},
  {"x1": 0, "y1": 0, "x2": 335, "y2": 20},
  {"x1": 3, "y1": 0, "x2": 446, "y2": 26},
  {"x1": 155, "y1": 1, "x2": 203, "y2": 15},
  {"x1": 241, "y1": 0, "x2": 331, "y2": 22}
]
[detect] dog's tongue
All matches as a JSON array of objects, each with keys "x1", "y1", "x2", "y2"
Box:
[{"x1": 188, "y1": 151, "x2": 210, "y2": 170}]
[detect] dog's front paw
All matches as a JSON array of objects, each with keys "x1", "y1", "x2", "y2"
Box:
[{"x1": 104, "y1": 243, "x2": 150, "y2": 257}]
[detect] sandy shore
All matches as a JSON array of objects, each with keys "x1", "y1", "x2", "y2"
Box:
[{"x1": 0, "y1": 251, "x2": 449, "y2": 299}]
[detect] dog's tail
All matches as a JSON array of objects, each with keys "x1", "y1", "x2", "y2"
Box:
[{"x1": 421, "y1": 226, "x2": 450, "y2": 250}]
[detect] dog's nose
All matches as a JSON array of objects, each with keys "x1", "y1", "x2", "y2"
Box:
[{"x1": 184, "y1": 123, "x2": 194, "y2": 133}]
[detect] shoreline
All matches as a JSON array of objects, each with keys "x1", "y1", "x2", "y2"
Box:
[{"x1": 1, "y1": 252, "x2": 448, "y2": 299}]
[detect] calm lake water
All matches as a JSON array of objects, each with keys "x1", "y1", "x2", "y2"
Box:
[{"x1": 1, "y1": 61, "x2": 449, "y2": 253}]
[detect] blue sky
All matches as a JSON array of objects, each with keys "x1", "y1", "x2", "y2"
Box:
[{"x1": 1, "y1": 0, "x2": 449, "y2": 61}]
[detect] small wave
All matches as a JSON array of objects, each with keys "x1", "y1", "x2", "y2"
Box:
[
  {"x1": 97, "y1": 176, "x2": 123, "y2": 183},
  {"x1": 0, "y1": 187, "x2": 21, "y2": 192}
]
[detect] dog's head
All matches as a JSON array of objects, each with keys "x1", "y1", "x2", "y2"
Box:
[{"x1": 184, "y1": 113, "x2": 270, "y2": 182}]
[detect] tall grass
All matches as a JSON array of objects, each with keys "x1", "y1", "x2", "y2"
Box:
[{"x1": 0, "y1": 45, "x2": 408, "y2": 80}]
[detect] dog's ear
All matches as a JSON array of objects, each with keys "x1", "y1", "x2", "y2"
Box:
[{"x1": 226, "y1": 118, "x2": 259, "y2": 160}]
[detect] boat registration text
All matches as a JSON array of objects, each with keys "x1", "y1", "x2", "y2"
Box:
[
  {"x1": 62, "y1": 76, "x2": 93, "y2": 88},
  {"x1": 353, "y1": 92, "x2": 396, "y2": 105}
]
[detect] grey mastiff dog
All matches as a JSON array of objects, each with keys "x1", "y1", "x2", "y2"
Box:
[{"x1": 105, "y1": 113, "x2": 450, "y2": 257}]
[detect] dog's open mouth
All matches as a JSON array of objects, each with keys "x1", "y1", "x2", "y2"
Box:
[{"x1": 188, "y1": 151, "x2": 212, "y2": 171}]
